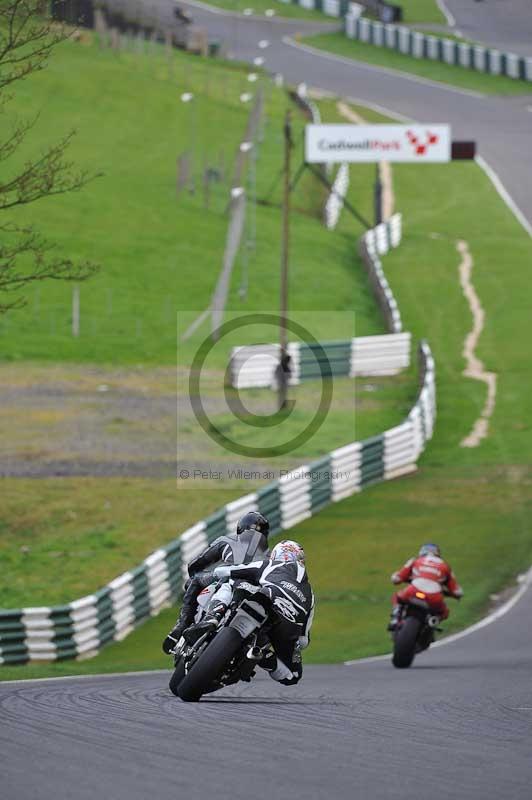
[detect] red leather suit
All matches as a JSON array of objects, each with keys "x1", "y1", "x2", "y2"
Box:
[{"x1": 391, "y1": 554, "x2": 463, "y2": 619}]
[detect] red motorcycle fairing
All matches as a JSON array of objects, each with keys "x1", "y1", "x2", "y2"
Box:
[{"x1": 396, "y1": 581, "x2": 449, "y2": 619}]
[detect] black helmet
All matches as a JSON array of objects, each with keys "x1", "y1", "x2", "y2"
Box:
[{"x1": 237, "y1": 511, "x2": 269, "y2": 539}]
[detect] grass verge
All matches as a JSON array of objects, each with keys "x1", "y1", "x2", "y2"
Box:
[
  {"x1": 197, "y1": 0, "x2": 330, "y2": 20},
  {"x1": 303, "y1": 32, "x2": 532, "y2": 95},
  {"x1": 396, "y1": 0, "x2": 446, "y2": 26}
]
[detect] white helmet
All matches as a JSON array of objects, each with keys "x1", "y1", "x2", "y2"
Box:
[{"x1": 270, "y1": 540, "x2": 305, "y2": 564}]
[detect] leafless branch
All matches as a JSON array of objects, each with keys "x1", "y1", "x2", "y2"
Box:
[{"x1": 0, "y1": 0, "x2": 100, "y2": 313}]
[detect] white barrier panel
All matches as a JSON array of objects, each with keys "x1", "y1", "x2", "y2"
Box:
[
  {"x1": 323, "y1": 0, "x2": 341, "y2": 17},
  {"x1": 398, "y1": 27, "x2": 410, "y2": 55},
  {"x1": 325, "y1": 162, "x2": 350, "y2": 229},
  {"x1": 489, "y1": 49, "x2": 501, "y2": 75},
  {"x1": 412, "y1": 31, "x2": 424, "y2": 59},
  {"x1": 443, "y1": 39, "x2": 456, "y2": 65},
  {"x1": 459, "y1": 42, "x2": 471, "y2": 68},
  {"x1": 180, "y1": 522, "x2": 208, "y2": 583},
  {"x1": 350, "y1": 332, "x2": 411, "y2": 376},
  {"x1": 225, "y1": 493, "x2": 258, "y2": 532},
  {"x1": 373, "y1": 21, "x2": 384, "y2": 46}
]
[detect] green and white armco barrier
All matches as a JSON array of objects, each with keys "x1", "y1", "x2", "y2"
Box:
[
  {"x1": 0, "y1": 214, "x2": 435, "y2": 666},
  {"x1": 230, "y1": 212, "x2": 405, "y2": 389},
  {"x1": 230, "y1": 333, "x2": 411, "y2": 388},
  {"x1": 359, "y1": 212, "x2": 403, "y2": 333},
  {"x1": 345, "y1": 14, "x2": 532, "y2": 83}
]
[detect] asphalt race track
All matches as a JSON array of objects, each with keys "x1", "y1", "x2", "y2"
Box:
[
  {"x1": 443, "y1": 0, "x2": 532, "y2": 58},
  {"x1": 178, "y1": 0, "x2": 532, "y2": 231},
  {"x1": 2, "y1": 578, "x2": 532, "y2": 800},
  {"x1": 1, "y1": 5, "x2": 531, "y2": 800}
]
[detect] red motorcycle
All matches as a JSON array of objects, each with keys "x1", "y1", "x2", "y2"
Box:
[{"x1": 391, "y1": 578, "x2": 448, "y2": 668}]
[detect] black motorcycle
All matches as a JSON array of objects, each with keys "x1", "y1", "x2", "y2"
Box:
[
  {"x1": 169, "y1": 581, "x2": 279, "y2": 701},
  {"x1": 391, "y1": 593, "x2": 443, "y2": 669}
]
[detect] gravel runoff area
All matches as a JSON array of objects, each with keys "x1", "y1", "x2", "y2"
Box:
[
  {"x1": 0, "y1": 365, "x2": 205, "y2": 478},
  {"x1": 0, "y1": 365, "x2": 302, "y2": 478}
]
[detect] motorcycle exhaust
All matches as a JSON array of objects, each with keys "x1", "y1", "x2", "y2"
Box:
[
  {"x1": 246, "y1": 646, "x2": 263, "y2": 661},
  {"x1": 427, "y1": 615, "x2": 440, "y2": 628}
]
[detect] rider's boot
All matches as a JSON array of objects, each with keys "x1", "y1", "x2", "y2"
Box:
[
  {"x1": 162, "y1": 600, "x2": 196, "y2": 654},
  {"x1": 387, "y1": 605, "x2": 401, "y2": 632},
  {"x1": 183, "y1": 601, "x2": 227, "y2": 644}
]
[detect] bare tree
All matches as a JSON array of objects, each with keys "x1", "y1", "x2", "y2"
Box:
[{"x1": 0, "y1": 0, "x2": 99, "y2": 313}]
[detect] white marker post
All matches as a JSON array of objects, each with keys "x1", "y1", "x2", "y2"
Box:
[{"x1": 72, "y1": 285, "x2": 80, "y2": 338}]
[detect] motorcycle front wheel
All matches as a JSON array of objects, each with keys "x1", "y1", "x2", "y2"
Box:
[
  {"x1": 177, "y1": 627, "x2": 243, "y2": 702},
  {"x1": 169, "y1": 655, "x2": 186, "y2": 696},
  {"x1": 392, "y1": 616, "x2": 421, "y2": 669}
]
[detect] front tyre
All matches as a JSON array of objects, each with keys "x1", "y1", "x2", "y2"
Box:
[
  {"x1": 169, "y1": 655, "x2": 186, "y2": 696},
  {"x1": 177, "y1": 627, "x2": 243, "y2": 702},
  {"x1": 392, "y1": 616, "x2": 421, "y2": 669}
]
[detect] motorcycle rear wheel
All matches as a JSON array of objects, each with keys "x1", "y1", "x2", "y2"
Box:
[
  {"x1": 177, "y1": 627, "x2": 243, "y2": 702},
  {"x1": 392, "y1": 616, "x2": 421, "y2": 669}
]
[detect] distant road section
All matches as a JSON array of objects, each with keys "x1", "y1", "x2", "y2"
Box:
[
  {"x1": 177, "y1": 0, "x2": 532, "y2": 232},
  {"x1": 444, "y1": 0, "x2": 532, "y2": 57}
]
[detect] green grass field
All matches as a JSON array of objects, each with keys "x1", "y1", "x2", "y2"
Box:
[
  {"x1": 304, "y1": 32, "x2": 531, "y2": 95},
  {"x1": 0, "y1": 34, "x2": 385, "y2": 363},
  {"x1": 397, "y1": 0, "x2": 446, "y2": 25}
]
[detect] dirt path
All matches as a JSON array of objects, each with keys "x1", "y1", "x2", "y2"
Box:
[
  {"x1": 457, "y1": 239, "x2": 498, "y2": 448},
  {"x1": 336, "y1": 101, "x2": 395, "y2": 220}
]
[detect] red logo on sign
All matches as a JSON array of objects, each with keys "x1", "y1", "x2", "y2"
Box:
[{"x1": 406, "y1": 130, "x2": 439, "y2": 156}]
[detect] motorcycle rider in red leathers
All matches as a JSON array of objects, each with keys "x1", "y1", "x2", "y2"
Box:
[{"x1": 388, "y1": 543, "x2": 463, "y2": 631}]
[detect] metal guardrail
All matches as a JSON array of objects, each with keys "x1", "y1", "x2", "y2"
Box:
[
  {"x1": 345, "y1": 14, "x2": 532, "y2": 83},
  {"x1": 229, "y1": 333, "x2": 411, "y2": 388}
]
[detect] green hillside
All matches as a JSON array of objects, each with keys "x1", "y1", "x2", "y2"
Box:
[{"x1": 0, "y1": 34, "x2": 382, "y2": 363}]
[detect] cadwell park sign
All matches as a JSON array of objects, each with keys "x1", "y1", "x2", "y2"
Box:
[{"x1": 305, "y1": 124, "x2": 451, "y2": 163}]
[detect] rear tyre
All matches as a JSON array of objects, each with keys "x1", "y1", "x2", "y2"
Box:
[
  {"x1": 169, "y1": 656, "x2": 186, "y2": 696},
  {"x1": 177, "y1": 627, "x2": 243, "y2": 702},
  {"x1": 392, "y1": 616, "x2": 421, "y2": 669}
]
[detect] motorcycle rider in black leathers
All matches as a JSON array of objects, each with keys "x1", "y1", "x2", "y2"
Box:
[
  {"x1": 162, "y1": 511, "x2": 269, "y2": 654},
  {"x1": 213, "y1": 539, "x2": 314, "y2": 686}
]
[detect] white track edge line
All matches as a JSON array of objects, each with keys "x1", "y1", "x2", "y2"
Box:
[
  {"x1": 322, "y1": 97, "x2": 532, "y2": 239},
  {"x1": 345, "y1": 566, "x2": 532, "y2": 666},
  {"x1": 345, "y1": 95, "x2": 413, "y2": 123},
  {"x1": 436, "y1": 0, "x2": 456, "y2": 29},
  {"x1": 282, "y1": 36, "x2": 485, "y2": 99},
  {"x1": 475, "y1": 155, "x2": 532, "y2": 238},
  {"x1": 0, "y1": 669, "x2": 171, "y2": 686}
]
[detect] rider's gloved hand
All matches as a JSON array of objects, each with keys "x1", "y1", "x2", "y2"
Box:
[
  {"x1": 213, "y1": 566, "x2": 232, "y2": 581},
  {"x1": 195, "y1": 571, "x2": 216, "y2": 588}
]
